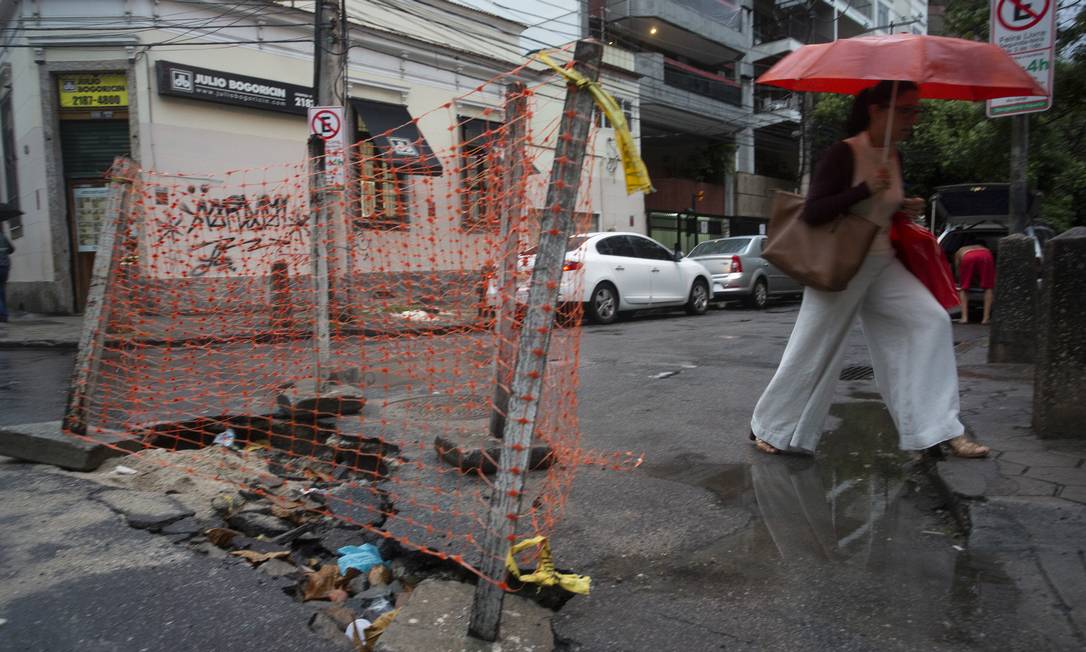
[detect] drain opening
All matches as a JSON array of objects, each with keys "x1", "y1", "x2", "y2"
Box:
[{"x1": 839, "y1": 365, "x2": 875, "y2": 381}]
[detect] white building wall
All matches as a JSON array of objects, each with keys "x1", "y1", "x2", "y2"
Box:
[
  {"x1": 1, "y1": 0, "x2": 648, "y2": 309},
  {"x1": 5, "y1": 45, "x2": 52, "y2": 286}
]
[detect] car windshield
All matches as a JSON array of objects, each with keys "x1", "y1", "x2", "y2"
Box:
[
  {"x1": 689, "y1": 238, "x2": 751, "y2": 257},
  {"x1": 520, "y1": 235, "x2": 591, "y2": 256}
]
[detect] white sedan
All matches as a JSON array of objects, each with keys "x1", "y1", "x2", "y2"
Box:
[{"x1": 488, "y1": 232, "x2": 712, "y2": 324}]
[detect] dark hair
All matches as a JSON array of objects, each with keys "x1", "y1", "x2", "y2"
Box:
[{"x1": 846, "y1": 80, "x2": 919, "y2": 136}]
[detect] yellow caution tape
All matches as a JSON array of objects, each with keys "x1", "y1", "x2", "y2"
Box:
[
  {"x1": 536, "y1": 52, "x2": 654, "y2": 196},
  {"x1": 506, "y1": 535, "x2": 591, "y2": 595}
]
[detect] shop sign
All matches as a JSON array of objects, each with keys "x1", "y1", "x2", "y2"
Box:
[
  {"x1": 156, "y1": 61, "x2": 313, "y2": 115},
  {"x1": 58, "y1": 73, "x2": 128, "y2": 109}
]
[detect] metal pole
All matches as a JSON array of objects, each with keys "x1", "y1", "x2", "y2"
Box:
[
  {"x1": 489, "y1": 82, "x2": 529, "y2": 440},
  {"x1": 469, "y1": 39, "x2": 603, "y2": 643},
  {"x1": 308, "y1": 135, "x2": 332, "y2": 380},
  {"x1": 1010, "y1": 114, "x2": 1029, "y2": 234}
]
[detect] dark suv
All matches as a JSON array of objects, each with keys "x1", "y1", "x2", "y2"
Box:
[{"x1": 931, "y1": 184, "x2": 1055, "y2": 318}]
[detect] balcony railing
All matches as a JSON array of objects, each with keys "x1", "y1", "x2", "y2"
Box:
[
  {"x1": 753, "y1": 9, "x2": 810, "y2": 44},
  {"x1": 662, "y1": 58, "x2": 742, "y2": 106},
  {"x1": 755, "y1": 88, "x2": 800, "y2": 113}
]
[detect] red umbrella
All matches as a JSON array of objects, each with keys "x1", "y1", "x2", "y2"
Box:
[{"x1": 756, "y1": 33, "x2": 1047, "y2": 101}]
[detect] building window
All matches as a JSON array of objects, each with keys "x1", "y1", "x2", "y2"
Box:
[
  {"x1": 594, "y1": 97, "x2": 633, "y2": 129},
  {"x1": 0, "y1": 90, "x2": 21, "y2": 238},
  {"x1": 356, "y1": 138, "x2": 409, "y2": 230},
  {"x1": 459, "y1": 117, "x2": 502, "y2": 232},
  {"x1": 877, "y1": 3, "x2": 891, "y2": 31}
]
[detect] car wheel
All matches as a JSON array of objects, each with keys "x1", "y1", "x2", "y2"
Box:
[
  {"x1": 586, "y1": 282, "x2": 619, "y2": 324},
  {"x1": 746, "y1": 278, "x2": 768, "y2": 310},
  {"x1": 685, "y1": 279, "x2": 709, "y2": 315}
]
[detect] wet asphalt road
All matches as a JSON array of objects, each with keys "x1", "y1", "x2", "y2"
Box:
[
  {"x1": 0, "y1": 348, "x2": 73, "y2": 426},
  {"x1": 0, "y1": 299, "x2": 1068, "y2": 650}
]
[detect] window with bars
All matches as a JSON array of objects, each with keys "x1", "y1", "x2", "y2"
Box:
[
  {"x1": 355, "y1": 138, "x2": 410, "y2": 231},
  {"x1": 459, "y1": 117, "x2": 503, "y2": 232}
]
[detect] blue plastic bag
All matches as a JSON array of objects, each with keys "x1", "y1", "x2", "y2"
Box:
[{"x1": 337, "y1": 543, "x2": 383, "y2": 575}]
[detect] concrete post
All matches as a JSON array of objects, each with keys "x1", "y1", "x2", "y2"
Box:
[
  {"x1": 1032, "y1": 227, "x2": 1086, "y2": 439},
  {"x1": 988, "y1": 234, "x2": 1037, "y2": 363}
]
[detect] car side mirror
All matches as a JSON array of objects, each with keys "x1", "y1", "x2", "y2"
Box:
[{"x1": 673, "y1": 250, "x2": 684, "y2": 261}]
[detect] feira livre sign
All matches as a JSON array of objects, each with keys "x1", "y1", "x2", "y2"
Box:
[{"x1": 988, "y1": 0, "x2": 1056, "y2": 117}]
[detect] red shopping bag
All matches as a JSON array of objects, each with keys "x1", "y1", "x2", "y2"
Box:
[{"x1": 890, "y1": 213, "x2": 960, "y2": 309}]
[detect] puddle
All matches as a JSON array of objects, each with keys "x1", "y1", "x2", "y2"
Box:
[{"x1": 638, "y1": 400, "x2": 1015, "y2": 637}]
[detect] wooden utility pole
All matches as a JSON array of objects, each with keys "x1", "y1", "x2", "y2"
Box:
[
  {"x1": 469, "y1": 40, "x2": 603, "y2": 643},
  {"x1": 64, "y1": 158, "x2": 133, "y2": 435},
  {"x1": 489, "y1": 82, "x2": 529, "y2": 440},
  {"x1": 1010, "y1": 114, "x2": 1029, "y2": 234}
]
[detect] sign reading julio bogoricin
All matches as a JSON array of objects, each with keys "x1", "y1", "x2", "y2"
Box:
[{"x1": 155, "y1": 61, "x2": 314, "y2": 115}]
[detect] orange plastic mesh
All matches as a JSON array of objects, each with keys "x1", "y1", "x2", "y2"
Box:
[{"x1": 64, "y1": 61, "x2": 638, "y2": 586}]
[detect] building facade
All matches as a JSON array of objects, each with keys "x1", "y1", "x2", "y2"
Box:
[
  {"x1": 0, "y1": 0, "x2": 644, "y2": 314},
  {"x1": 588, "y1": 0, "x2": 928, "y2": 253}
]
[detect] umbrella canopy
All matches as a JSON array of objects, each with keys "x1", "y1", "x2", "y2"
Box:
[{"x1": 756, "y1": 33, "x2": 1047, "y2": 101}]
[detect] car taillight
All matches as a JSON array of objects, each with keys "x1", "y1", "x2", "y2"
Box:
[
  {"x1": 562, "y1": 261, "x2": 583, "y2": 272},
  {"x1": 730, "y1": 256, "x2": 743, "y2": 273}
]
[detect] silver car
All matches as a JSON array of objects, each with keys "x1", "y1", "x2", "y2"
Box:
[{"x1": 687, "y1": 235, "x2": 803, "y2": 309}]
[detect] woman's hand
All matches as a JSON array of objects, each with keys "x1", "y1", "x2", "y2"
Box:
[
  {"x1": 868, "y1": 166, "x2": 892, "y2": 194},
  {"x1": 900, "y1": 196, "x2": 925, "y2": 219}
]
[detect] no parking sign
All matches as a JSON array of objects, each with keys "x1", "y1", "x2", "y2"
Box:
[
  {"x1": 308, "y1": 106, "x2": 347, "y2": 186},
  {"x1": 988, "y1": 0, "x2": 1056, "y2": 117}
]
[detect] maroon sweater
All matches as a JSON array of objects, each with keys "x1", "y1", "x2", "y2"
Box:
[{"x1": 801, "y1": 140, "x2": 904, "y2": 226}]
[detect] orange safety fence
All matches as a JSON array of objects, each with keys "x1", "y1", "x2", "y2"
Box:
[{"x1": 64, "y1": 57, "x2": 640, "y2": 588}]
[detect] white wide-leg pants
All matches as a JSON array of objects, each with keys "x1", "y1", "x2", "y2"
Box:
[{"x1": 750, "y1": 253, "x2": 964, "y2": 453}]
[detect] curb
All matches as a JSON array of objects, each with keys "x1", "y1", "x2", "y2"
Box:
[
  {"x1": 917, "y1": 450, "x2": 972, "y2": 536},
  {"x1": 0, "y1": 340, "x2": 79, "y2": 350}
]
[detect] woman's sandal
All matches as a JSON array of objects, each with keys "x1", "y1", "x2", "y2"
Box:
[
  {"x1": 749, "y1": 432, "x2": 781, "y2": 455},
  {"x1": 947, "y1": 435, "x2": 990, "y2": 458}
]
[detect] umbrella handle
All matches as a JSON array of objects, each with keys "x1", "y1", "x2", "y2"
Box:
[{"x1": 882, "y1": 80, "x2": 898, "y2": 163}]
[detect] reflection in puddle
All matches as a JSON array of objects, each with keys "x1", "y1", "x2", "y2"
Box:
[{"x1": 644, "y1": 401, "x2": 1015, "y2": 643}]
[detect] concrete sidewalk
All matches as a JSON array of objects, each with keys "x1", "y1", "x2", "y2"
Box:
[
  {"x1": 940, "y1": 323, "x2": 1086, "y2": 642},
  {"x1": 0, "y1": 312, "x2": 83, "y2": 348}
]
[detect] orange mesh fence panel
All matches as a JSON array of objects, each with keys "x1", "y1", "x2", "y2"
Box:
[{"x1": 65, "y1": 62, "x2": 637, "y2": 586}]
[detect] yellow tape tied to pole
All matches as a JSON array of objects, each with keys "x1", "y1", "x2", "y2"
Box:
[
  {"x1": 536, "y1": 52, "x2": 654, "y2": 196},
  {"x1": 505, "y1": 535, "x2": 591, "y2": 595}
]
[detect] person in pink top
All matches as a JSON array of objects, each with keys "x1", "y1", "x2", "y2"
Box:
[
  {"x1": 955, "y1": 240, "x2": 995, "y2": 325},
  {"x1": 748, "y1": 80, "x2": 990, "y2": 459}
]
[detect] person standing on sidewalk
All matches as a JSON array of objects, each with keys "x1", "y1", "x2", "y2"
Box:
[
  {"x1": 0, "y1": 224, "x2": 13, "y2": 323},
  {"x1": 955, "y1": 239, "x2": 995, "y2": 325},
  {"x1": 748, "y1": 80, "x2": 989, "y2": 459}
]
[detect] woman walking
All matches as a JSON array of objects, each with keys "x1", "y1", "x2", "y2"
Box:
[{"x1": 749, "y1": 80, "x2": 989, "y2": 458}]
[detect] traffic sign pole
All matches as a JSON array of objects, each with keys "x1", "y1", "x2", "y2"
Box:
[{"x1": 990, "y1": 0, "x2": 1056, "y2": 233}]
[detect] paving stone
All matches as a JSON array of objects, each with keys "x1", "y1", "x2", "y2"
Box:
[
  {"x1": 325, "y1": 482, "x2": 385, "y2": 528},
  {"x1": 259, "y1": 559, "x2": 301, "y2": 578},
  {"x1": 95, "y1": 489, "x2": 194, "y2": 530},
  {"x1": 159, "y1": 517, "x2": 202, "y2": 536},
  {"x1": 1059, "y1": 486, "x2": 1086, "y2": 505},
  {"x1": 996, "y1": 459, "x2": 1028, "y2": 476},
  {"x1": 1024, "y1": 467, "x2": 1086, "y2": 487},
  {"x1": 1000, "y1": 451, "x2": 1081, "y2": 468},
  {"x1": 1009, "y1": 476, "x2": 1061, "y2": 497},
  {"x1": 226, "y1": 511, "x2": 294, "y2": 538},
  {"x1": 0, "y1": 421, "x2": 142, "y2": 471},
  {"x1": 278, "y1": 380, "x2": 365, "y2": 417}
]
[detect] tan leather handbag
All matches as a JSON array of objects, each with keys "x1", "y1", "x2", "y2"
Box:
[{"x1": 761, "y1": 190, "x2": 879, "y2": 292}]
